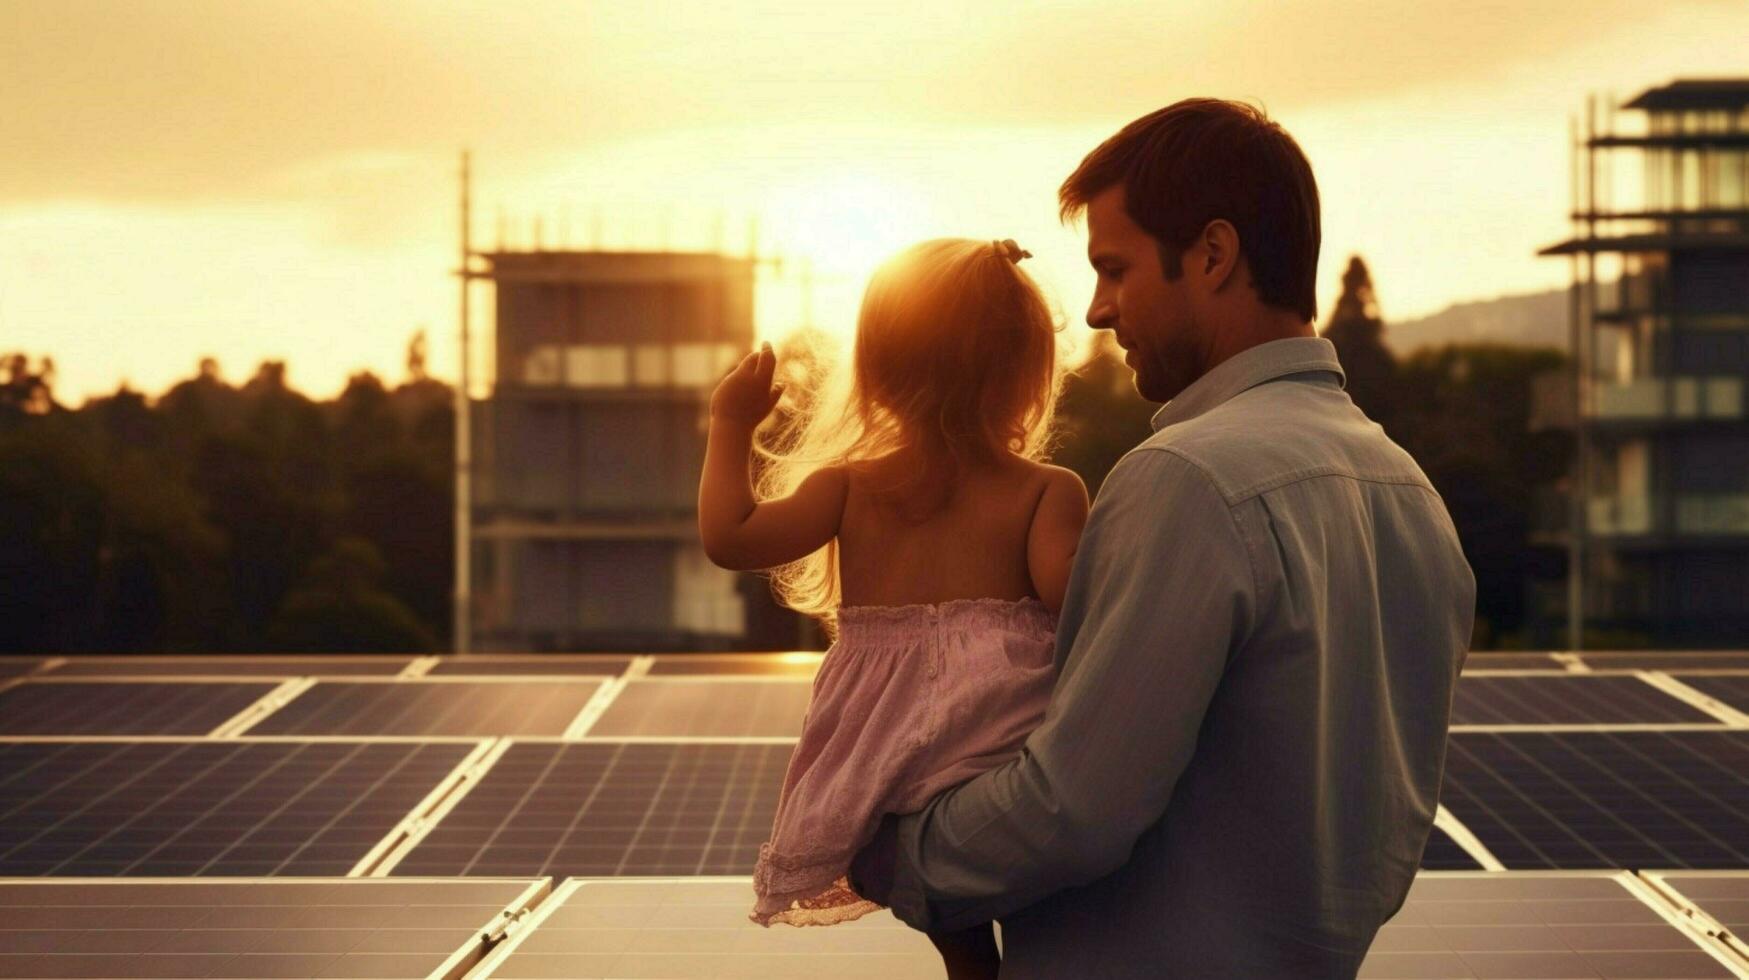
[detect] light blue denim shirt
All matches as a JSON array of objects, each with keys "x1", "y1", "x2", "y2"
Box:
[{"x1": 886, "y1": 337, "x2": 1476, "y2": 977}]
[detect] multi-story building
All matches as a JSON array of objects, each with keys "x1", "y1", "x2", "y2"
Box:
[
  {"x1": 1539, "y1": 78, "x2": 1749, "y2": 646},
  {"x1": 465, "y1": 249, "x2": 806, "y2": 651}
]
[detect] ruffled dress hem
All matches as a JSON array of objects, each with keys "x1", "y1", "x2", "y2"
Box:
[{"x1": 751, "y1": 843, "x2": 882, "y2": 927}]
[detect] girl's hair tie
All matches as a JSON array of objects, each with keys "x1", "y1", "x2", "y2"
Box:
[{"x1": 993, "y1": 239, "x2": 1032, "y2": 264}]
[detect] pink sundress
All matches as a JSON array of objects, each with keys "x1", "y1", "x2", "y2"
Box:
[{"x1": 750, "y1": 597, "x2": 1058, "y2": 927}]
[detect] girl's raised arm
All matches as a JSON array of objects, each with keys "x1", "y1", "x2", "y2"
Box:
[{"x1": 698, "y1": 344, "x2": 848, "y2": 571}]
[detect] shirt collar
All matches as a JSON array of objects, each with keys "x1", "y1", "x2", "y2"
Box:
[{"x1": 1149, "y1": 337, "x2": 1346, "y2": 432}]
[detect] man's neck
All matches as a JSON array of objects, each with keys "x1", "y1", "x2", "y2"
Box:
[{"x1": 1202, "y1": 308, "x2": 1316, "y2": 377}]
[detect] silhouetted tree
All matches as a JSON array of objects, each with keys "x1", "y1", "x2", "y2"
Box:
[
  {"x1": 1321, "y1": 256, "x2": 1399, "y2": 428},
  {"x1": 265, "y1": 538, "x2": 437, "y2": 652},
  {"x1": 1051, "y1": 334, "x2": 1156, "y2": 497}
]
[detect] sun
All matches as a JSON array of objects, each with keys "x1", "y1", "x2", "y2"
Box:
[{"x1": 755, "y1": 171, "x2": 936, "y2": 348}]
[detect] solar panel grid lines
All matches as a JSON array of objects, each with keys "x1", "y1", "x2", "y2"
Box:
[
  {"x1": 0, "y1": 739, "x2": 476, "y2": 877},
  {"x1": 387, "y1": 741, "x2": 791, "y2": 880},
  {"x1": 1611, "y1": 872, "x2": 1749, "y2": 979},
  {"x1": 584, "y1": 678, "x2": 815, "y2": 738},
  {"x1": 0, "y1": 679, "x2": 286, "y2": 736},
  {"x1": 424, "y1": 655, "x2": 638, "y2": 677},
  {"x1": 235, "y1": 678, "x2": 613, "y2": 738},
  {"x1": 1460, "y1": 653, "x2": 1568, "y2": 672},
  {"x1": 470, "y1": 877, "x2": 945, "y2": 980},
  {"x1": 365, "y1": 738, "x2": 518, "y2": 880},
  {"x1": 0, "y1": 658, "x2": 51, "y2": 682},
  {"x1": 1440, "y1": 731, "x2": 1749, "y2": 871},
  {"x1": 209, "y1": 678, "x2": 316, "y2": 738},
  {"x1": 0, "y1": 876, "x2": 551, "y2": 980},
  {"x1": 1579, "y1": 652, "x2": 1749, "y2": 672},
  {"x1": 564, "y1": 676, "x2": 634, "y2": 740},
  {"x1": 397, "y1": 655, "x2": 442, "y2": 679},
  {"x1": 1450, "y1": 674, "x2": 1727, "y2": 728},
  {"x1": 1420, "y1": 824, "x2": 1486, "y2": 871},
  {"x1": 1668, "y1": 673, "x2": 1749, "y2": 724},
  {"x1": 1359, "y1": 871, "x2": 1747, "y2": 980},
  {"x1": 42, "y1": 655, "x2": 420, "y2": 677},
  {"x1": 1641, "y1": 872, "x2": 1749, "y2": 965},
  {"x1": 1431, "y1": 805, "x2": 1503, "y2": 872},
  {"x1": 343, "y1": 738, "x2": 500, "y2": 878}
]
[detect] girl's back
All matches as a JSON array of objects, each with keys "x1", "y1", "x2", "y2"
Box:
[{"x1": 838, "y1": 453, "x2": 1059, "y2": 609}]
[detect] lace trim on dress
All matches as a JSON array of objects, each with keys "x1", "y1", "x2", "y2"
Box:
[
  {"x1": 756, "y1": 877, "x2": 882, "y2": 928},
  {"x1": 836, "y1": 596, "x2": 1055, "y2": 641},
  {"x1": 752, "y1": 843, "x2": 884, "y2": 928}
]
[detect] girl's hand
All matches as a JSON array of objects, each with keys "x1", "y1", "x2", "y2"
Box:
[{"x1": 710, "y1": 342, "x2": 783, "y2": 428}]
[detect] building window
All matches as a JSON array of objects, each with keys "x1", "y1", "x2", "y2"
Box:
[
  {"x1": 634, "y1": 345, "x2": 669, "y2": 387},
  {"x1": 565, "y1": 345, "x2": 629, "y2": 388},
  {"x1": 673, "y1": 343, "x2": 743, "y2": 387},
  {"x1": 523, "y1": 344, "x2": 561, "y2": 386}
]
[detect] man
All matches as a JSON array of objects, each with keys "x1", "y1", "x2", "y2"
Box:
[{"x1": 851, "y1": 99, "x2": 1476, "y2": 977}]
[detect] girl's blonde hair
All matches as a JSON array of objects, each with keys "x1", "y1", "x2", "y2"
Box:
[{"x1": 755, "y1": 238, "x2": 1063, "y2": 630}]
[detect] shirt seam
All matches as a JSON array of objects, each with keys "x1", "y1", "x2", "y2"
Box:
[
  {"x1": 1122, "y1": 446, "x2": 1261, "y2": 602},
  {"x1": 1125, "y1": 444, "x2": 1435, "y2": 505}
]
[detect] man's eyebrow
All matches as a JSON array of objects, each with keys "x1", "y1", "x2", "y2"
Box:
[{"x1": 1087, "y1": 249, "x2": 1122, "y2": 267}]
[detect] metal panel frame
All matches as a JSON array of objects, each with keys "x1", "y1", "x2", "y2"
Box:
[
  {"x1": 0, "y1": 875, "x2": 551, "y2": 980},
  {"x1": 1641, "y1": 871, "x2": 1749, "y2": 967},
  {"x1": 222, "y1": 675, "x2": 619, "y2": 738},
  {"x1": 38, "y1": 654, "x2": 421, "y2": 678}
]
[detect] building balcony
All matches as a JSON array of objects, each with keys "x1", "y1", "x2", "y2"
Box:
[
  {"x1": 1676, "y1": 493, "x2": 1749, "y2": 534},
  {"x1": 1590, "y1": 377, "x2": 1743, "y2": 421},
  {"x1": 1585, "y1": 493, "x2": 1749, "y2": 537}
]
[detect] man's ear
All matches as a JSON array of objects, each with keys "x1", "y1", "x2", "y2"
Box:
[{"x1": 1198, "y1": 219, "x2": 1241, "y2": 292}]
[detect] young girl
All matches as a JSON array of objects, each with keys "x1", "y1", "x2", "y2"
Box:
[{"x1": 697, "y1": 238, "x2": 1089, "y2": 980}]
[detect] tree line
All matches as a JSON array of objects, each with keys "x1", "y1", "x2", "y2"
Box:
[
  {"x1": 0, "y1": 341, "x2": 452, "y2": 653},
  {"x1": 1, "y1": 263, "x2": 1571, "y2": 653}
]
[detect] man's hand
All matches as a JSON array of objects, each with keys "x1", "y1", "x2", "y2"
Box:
[
  {"x1": 848, "y1": 813, "x2": 900, "y2": 906},
  {"x1": 710, "y1": 342, "x2": 783, "y2": 428}
]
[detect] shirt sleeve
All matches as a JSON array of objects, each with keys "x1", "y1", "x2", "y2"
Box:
[{"x1": 883, "y1": 447, "x2": 1258, "y2": 932}]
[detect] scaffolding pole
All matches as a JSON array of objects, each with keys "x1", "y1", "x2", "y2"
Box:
[{"x1": 453, "y1": 151, "x2": 473, "y2": 654}]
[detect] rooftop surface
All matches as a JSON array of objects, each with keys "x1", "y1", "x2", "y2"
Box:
[{"x1": 0, "y1": 650, "x2": 1746, "y2": 978}]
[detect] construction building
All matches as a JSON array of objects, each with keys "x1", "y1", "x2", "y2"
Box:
[
  {"x1": 464, "y1": 249, "x2": 804, "y2": 651},
  {"x1": 1539, "y1": 78, "x2": 1749, "y2": 646}
]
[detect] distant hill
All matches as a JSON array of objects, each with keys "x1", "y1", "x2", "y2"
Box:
[{"x1": 1384, "y1": 288, "x2": 1569, "y2": 353}]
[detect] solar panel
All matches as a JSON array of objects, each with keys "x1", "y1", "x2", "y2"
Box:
[
  {"x1": 0, "y1": 878, "x2": 545, "y2": 980},
  {"x1": 1360, "y1": 873, "x2": 1738, "y2": 979},
  {"x1": 0, "y1": 681, "x2": 279, "y2": 736},
  {"x1": 647, "y1": 654, "x2": 823, "y2": 677},
  {"x1": 586, "y1": 680, "x2": 812, "y2": 737},
  {"x1": 241, "y1": 680, "x2": 605, "y2": 737},
  {"x1": 1450, "y1": 675, "x2": 1720, "y2": 726},
  {"x1": 1577, "y1": 652, "x2": 1749, "y2": 671},
  {"x1": 0, "y1": 658, "x2": 46, "y2": 680},
  {"x1": 1644, "y1": 872, "x2": 1749, "y2": 956},
  {"x1": 390, "y1": 742, "x2": 788, "y2": 878},
  {"x1": 45, "y1": 656, "x2": 417, "y2": 677},
  {"x1": 1462, "y1": 653, "x2": 1566, "y2": 671},
  {"x1": 1420, "y1": 825, "x2": 1483, "y2": 871},
  {"x1": 1674, "y1": 674, "x2": 1749, "y2": 715},
  {"x1": 474, "y1": 878, "x2": 940, "y2": 980},
  {"x1": 1440, "y1": 731, "x2": 1749, "y2": 870},
  {"x1": 0, "y1": 739, "x2": 474, "y2": 876},
  {"x1": 427, "y1": 655, "x2": 635, "y2": 677}
]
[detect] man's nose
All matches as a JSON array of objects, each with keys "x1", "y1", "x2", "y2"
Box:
[{"x1": 1086, "y1": 299, "x2": 1115, "y2": 331}]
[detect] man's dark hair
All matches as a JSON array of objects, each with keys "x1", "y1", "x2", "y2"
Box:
[{"x1": 1060, "y1": 98, "x2": 1321, "y2": 322}]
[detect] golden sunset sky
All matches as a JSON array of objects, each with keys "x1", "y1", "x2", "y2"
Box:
[{"x1": 3, "y1": 0, "x2": 1746, "y2": 402}]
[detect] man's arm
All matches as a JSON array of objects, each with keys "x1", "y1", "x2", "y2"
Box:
[{"x1": 872, "y1": 448, "x2": 1258, "y2": 933}]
